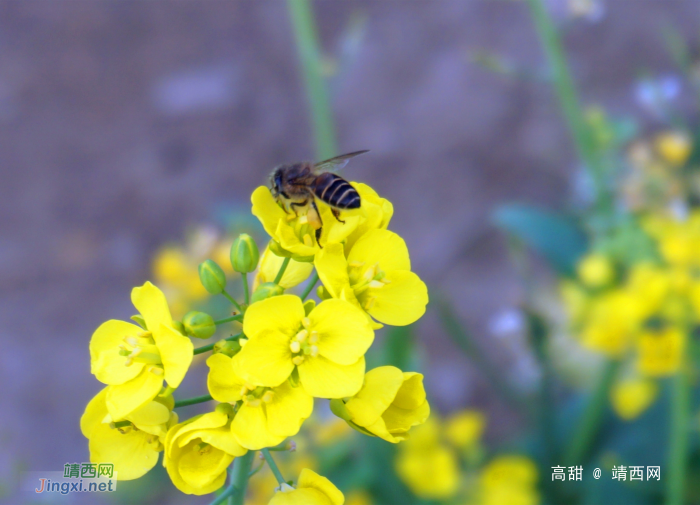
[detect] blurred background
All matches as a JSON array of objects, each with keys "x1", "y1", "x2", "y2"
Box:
[{"x1": 3, "y1": 1, "x2": 700, "y2": 504}]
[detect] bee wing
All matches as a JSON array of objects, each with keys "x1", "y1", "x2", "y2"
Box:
[{"x1": 313, "y1": 150, "x2": 369, "y2": 173}]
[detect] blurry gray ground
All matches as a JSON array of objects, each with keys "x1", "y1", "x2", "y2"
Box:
[{"x1": 1, "y1": 1, "x2": 698, "y2": 503}]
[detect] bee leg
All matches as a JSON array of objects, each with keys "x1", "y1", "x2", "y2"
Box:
[
  {"x1": 290, "y1": 199, "x2": 308, "y2": 216},
  {"x1": 331, "y1": 208, "x2": 345, "y2": 224},
  {"x1": 311, "y1": 200, "x2": 324, "y2": 248}
]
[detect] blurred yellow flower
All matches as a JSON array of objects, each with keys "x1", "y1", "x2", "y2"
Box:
[
  {"x1": 479, "y1": 455, "x2": 539, "y2": 505},
  {"x1": 89, "y1": 282, "x2": 193, "y2": 419},
  {"x1": 345, "y1": 490, "x2": 373, "y2": 505},
  {"x1": 577, "y1": 253, "x2": 614, "y2": 288},
  {"x1": 269, "y1": 468, "x2": 344, "y2": 505},
  {"x1": 330, "y1": 366, "x2": 430, "y2": 443},
  {"x1": 395, "y1": 419, "x2": 459, "y2": 499},
  {"x1": 580, "y1": 290, "x2": 640, "y2": 357},
  {"x1": 445, "y1": 409, "x2": 485, "y2": 449},
  {"x1": 232, "y1": 295, "x2": 374, "y2": 398},
  {"x1": 610, "y1": 378, "x2": 659, "y2": 420},
  {"x1": 164, "y1": 410, "x2": 247, "y2": 495},
  {"x1": 315, "y1": 229, "x2": 429, "y2": 327},
  {"x1": 206, "y1": 353, "x2": 313, "y2": 449},
  {"x1": 637, "y1": 326, "x2": 685, "y2": 376},
  {"x1": 254, "y1": 245, "x2": 314, "y2": 290},
  {"x1": 80, "y1": 387, "x2": 177, "y2": 480},
  {"x1": 655, "y1": 131, "x2": 691, "y2": 166}
]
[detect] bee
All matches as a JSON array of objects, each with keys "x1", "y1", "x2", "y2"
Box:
[{"x1": 270, "y1": 150, "x2": 368, "y2": 245}]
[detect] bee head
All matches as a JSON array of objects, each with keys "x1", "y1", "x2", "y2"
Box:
[{"x1": 270, "y1": 166, "x2": 285, "y2": 197}]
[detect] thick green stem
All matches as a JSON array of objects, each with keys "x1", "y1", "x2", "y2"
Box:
[
  {"x1": 261, "y1": 448, "x2": 287, "y2": 485},
  {"x1": 193, "y1": 332, "x2": 243, "y2": 356},
  {"x1": 667, "y1": 367, "x2": 690, "y2": 505},
  {"x1": 227, "y1": 451, "x2": 256, "y2": 505},
  {"x1": 564, "y1": 359, "x2": 619, "y2": 465},
  {"x1": 242, "y1": 274, "x2": 250, "y2": 305},
  {"x1": 287, "y1": 0, "x2": 337, "y2": 160},
  {"x1": 301, "y1": 271, "x2": 319, "y2": 300},
  {"x1": 209, "y1": 484, "x2": 236, "y2": 505},
  {"x1": 173, "y1": 394, "x2": 213, "y2": 408},
  {"x1": 222, "y1": 290, "x2": 243, "y2": 313},
  {"x1": 273, "y1": 257, "x2": 292, "y2": 285},
  {"x1": 214, "y1": 315, "x2": 243, "y2": 326},
  {"x1": 525, "y1": 0, "x2": 606, "y2": 208}
]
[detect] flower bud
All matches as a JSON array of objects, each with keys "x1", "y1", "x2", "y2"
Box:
[
  {"x1": 230, "y1": 233, "x2": 260, "y2": 273},
  {"x1": 577, "y1": 254, "x2": 614, "y2": 288},
  {"x1": 183, "y1": 311, "x2": 216, "y2": 339},
  {"x1": 171, "y1": 321, "x2": 186, "y2": 335},
  {"x1": 250, "y1": 282, "x2": 284, "y2": 304},
  {"x1": 199, "y1": 259, "x2": 227, "y2": 294},
  {"x1": 213, "y1": 339, "x2": 242, "y2": 357}
]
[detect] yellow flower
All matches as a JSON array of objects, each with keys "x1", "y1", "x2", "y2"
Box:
[
  {"x1": 164, "y1": 410, "x2": 247, "y2": 495},
  {"x1": 342, "y1": 183, "x2": 393, "y2": 253},
  {"x1": 254, "y1": 245, "x2": 314, "y2": 290},
  {"x1": 232, "y1": 295, "x2": 374, "y2": 398},
  {"x1": 445, "y1": 410, "x2": 485, "y2": 449},
  {"x1": 395, "y1": 418, "x2": 459, "y2": 499},
  {"x1": 637, "y1": 326, "x2": 685, "y2": 376},
  {"x1": 89, "y1": 282, "x2": 194, "y2": 419},
  {"x1": 330, "y1": 366, "x2": 429, "y2": 443},
  {"x1": 579, "y1": 290, "x2": 640, "y2": 357},
  {"x1": 560, "y1": 280, "x2": 589, "y2": 325},
  {"x1": 315, "y1": 229, "x2": 428, "y2": 327},
  {"x1": 576, "y1": 254, "x2": 614, "y2": 287},
  {"x1": 479, "y1": 455, "x2": 539, "y2": 505},
  {"x1": 269, "y1": 468, "x2": 344, "y2": 505},
  {"x1": 655, "y1": 131, "x2": 691, "y2": 166},
  {"x1": 251, "y1": 186, "x2": 361, "y2": 259},
  {"x1": 80, "y1": 387, "x2": 177, "y2": 480},
  {"x1": 206, "y1": 353, "x2": 313, "y2": 450},
  {"x1": 610, "y1": 378, "x2": 659, "y2": 420},
  {"x1": 345, "y1": 490, "x2": 373, "y2": 505}
]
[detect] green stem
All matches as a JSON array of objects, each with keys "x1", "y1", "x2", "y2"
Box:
[
  {"x1": 273, "y1": 257, "x2": 292, "y2": 285},
  {"x1": 222, "y1": 290, "x2": 243, "y2": 313},
  {"x1": 667, "y1": 367, "x2": 690, "y2": 505},
  {"x1": 261, "y1": 448, "x2": 287, "y2": 485},
  {"x1": 242, "y1": 274, "x2": 250, "y2": 305},
  {"x1": 226, "y1": 451, "x2": 256, "y2": 505},
  {"x1": 287, "y1": 0, "x2": 337, "y2": 160},
  {"x1": 563, "y1": 359, "x2": 620, "y2": 465},
  {"x1": 174, "y1": 394, "x2": 213, "y2": 408},
  {"x1": 525, "y1": 0, "x2": 606, "y2": 208},
  {"x1": 209, "y1": 484, "x2": 236, "y2": 505},
  {"x1": 301, "y1": 271, "x2": 319, "y2": 300},
  {"x1": 214, "y1": 315, "x2": 243, "y2": 326},
  {"x1": 193, "y1": 332, "x2": 243, "y2": 355}
]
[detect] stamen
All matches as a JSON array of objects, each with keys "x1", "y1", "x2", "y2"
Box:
[
  {"x1": 240, "y1": 386, "x2": 249, "y2": 397},
  {"x1": 302, "y1": 317, "x2": 311, "y2": 329},
  {"x1": 247, "y1": 398, "x2": 262, "y2": 408},
  {"x1": 309, "y1": 345, "x2": 319, "y2": 357},
  {"x1": 368, "y1": 280, "x2": 384, "y2": 289},
  {"x1": 348, "y1": 260, "x2": 365, "y2": 268},
  {"x1": 137, "y1": 331, "x2": 153, "y2": 339},
  {"x1": 298, "y1": 215, "x2": 308, "y2": 224},
  {"x1": 239, "y1": 338, "x2": 248, "y2": 347},
  {"x1": 292, "y1": 356, "x2": 305, "y2": 366},
  {"x1": 290, "y1": 341, "x2": 301, "y2": 353},
  {"x1": 381, "y1": 278, "x2": 391, "y2": 284},
  {"x1": 124, "y1": 358, "x2": 133, "y2": 367},
  {"x1": 295, "y1": 330, "x2": 308, "y2": 342},
  {"x1": 128, "y1": 347, "x2": 143, "y2": 358},
  {"x1": 124, "y1": 336, "x2": 139, "y2": 347},
  {"x1": 149, "y1": 366, "x2": 164, "y2": 376},
  {"x1": 262, "y1": 391, "x2": 275, "y2": 403},
  {"x1": 308, "y1": 331, "x2": 319, "y2": 344},
  {"x1": 363, "y1": 297, "x2": 376, "y2": 311}
]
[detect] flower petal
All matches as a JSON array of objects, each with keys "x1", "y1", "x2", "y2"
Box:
[
  {"x1": 231, "y1": 404, "x2": 285, "y2": 450},
  {"x1": 252, "y1": 186, "x2": 287, "y2": 240},
  {"x1": 232, "y1": 332, "x2": 295, "y2": 387},
  {"x1": 298, "y1": 356, "x2": 365, "y2": 398},
  {"x1": 106, "y1": 369, "x2": 163, "y2": 420},
  {"x1": 257, "y1": 246, "x2": 314, "y2": 289},
  {"x1": 265, "y1": 381, "x2": 314, "y2": 437},
  {"x1": 348, "y1": 229, "x2": 410, "y2": 271},
  {"x1": 178, "y1": 441, "x2": 233, "y2": 489},
  {"x1": 127, "y1": 400, "x2": 171, "y2": 427},
  {"x1": 368, "y1": 270, "x2": 428, "y2": 326},
  {"x1": 393, "y1": 372, "x2": 427, "y2": 409},
  {"x1": 314, "y1": 243, "x2": 351, "y2": 298},
  {"x1": 311, "y1": 299, "x2": 374, "y2": 365},
  {"x1": 131, "y1": 281, "x2": 173, "y2": 330},
  {"x1": 81, "y1": 387, "x2": 109, "y2": 438},
  {"x1": 197, "y1": 428, "x2": 247, "y2": 457},
  {"x1": 244, "y1": 294, "x2": 305, "y2": 340},
  {"x1": 298, "y1": 468, "x2": 345, "y2": 505},
  {"x1": 175, "y1": 412, "x2": 229, "y2": 448},
  {"x1": 89, "y1": 422, "x2": 159, "y2": 481},
  {"x1": 344, "y1": 366, "x2": 404, "y2": 427},
  {"x1": 382, "y1": 400, "x2": 430, "y2": 434},
  {"x1": 277, "y1": 219, "x2": 318, "y2": 257},
  {"x1": 206, "y1": 353, "x2": 245, "y2": 403},
  {"x1": 269, "y1": 488, "x2": 336, "y2": 505},
  {"x1": 90, "y1": 320, "x2": 145, "y2": 385},
  {"x1": 154, "y1": 323, "x2": 193, "y2": 388}
]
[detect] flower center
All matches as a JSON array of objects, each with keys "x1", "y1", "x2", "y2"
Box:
[
  {"x1": 240, "y1": 383, "x2": 275, "y2": 407},
  {"x1": 288, "y1": 317, "x2": 319, "y2": 365},
  {"x1": 118, "y1": 331, "x2": 163, "y2": 368},
  {"x1": 347, "y1": 261, "x2": 391, "y2": 310}
]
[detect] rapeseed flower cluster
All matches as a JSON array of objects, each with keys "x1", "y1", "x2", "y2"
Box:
[{"x1": 81, "y1": 179, "x2": 430, "y2": 503}]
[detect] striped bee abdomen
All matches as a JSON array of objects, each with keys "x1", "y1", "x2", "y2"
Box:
[{"x1": 313, "y1": 172, "x2": 361, "y2": 209}]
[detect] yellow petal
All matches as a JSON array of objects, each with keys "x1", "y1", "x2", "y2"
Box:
[
  {"x1": 175, "y1": 412, "x2": 229, "y2": 448},
  {"x1": 244, "y1": 294, "x2": 305, "y2": 340},
  {"x1": 90, "y1": 320, "x2": 145, "y2": 385},
  {"x1": 81, "y1": 387, "x2": 109, "y2": 437},
  {"x1": 178, "y1": 441, "x2": 233, "y2": 489},
  {"x1": 252, "y1": 186, "x2": 287, "y2": 240},
  {"x1": 131, "y1": 281, "x2": 173, "y2": 330},
  {"x1": 362, "y1": 414, "x2": 404, "y2": 443},
  {"x1": 382, "y1": 399, "x2": 430, "y2": 434},
  {"x1": 265, "y1": 381, "x2": 314, "y2": 437},
  {"x1": 196, "y1": 427, "x2": 247, "y2": 457},
  {"x1": 154, "y1": 323, "x2": 193, "y2": 388},
  {"x1": 257, "y1": 245, "x2": 314, "y2": 289},
  {"x1": 344, "y1": 366, "x2": 404, "y2": 426},
  {"x1": 127, "y1": 400, "x2": 171, "y2": 427},
  {"x1": 298, "y1": 468, "x2": 345, "y2": 505},
  {"x1": 232, "y1": 332, "x2": 295, "y2": 387},
  {"x1": 394, "y1": 372, "x2": 427, "y2": 409},
  {"x1": 347, "y1": 229, "x2": 410, "y2": 271},
  {"x1": 106, "y1": 370, "x2": 163, "y2": 420},
  {"x1": 368, "y1": 270, "x2": 428, "y2": 326},
  {"x1": 311, "y1": 299, "x2": 374, "y2": 365},
  {"x1": 89, "y1": 422, "x2": 159, "y2": 480},
  {"x1": 277, "y1": 219, "x2": 318, "y2": 257},
  {"x1": 206, "y1": 353, "x2": 245, "y2": 403},
  {"x1": 269, "y1": 488, "x2": 337, "y2": 505},
  {"x1": 231, "y1": 404, "x2": 285, "y2": 450},
  {"x1": 314, "y1": 243, "x2": 351, "y2": 298},
  {"x1": 298, "y1": 356, "x2": 365, "y2": 398}
]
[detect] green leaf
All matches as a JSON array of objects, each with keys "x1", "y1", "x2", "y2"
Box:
[{"x1": 493, "y1": 204, "x2": 588, "y2": 275}]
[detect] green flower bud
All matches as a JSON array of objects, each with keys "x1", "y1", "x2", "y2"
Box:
[
  {"x1": 198, "y1": 259, "x2": 227, "y2": 294},
  {"x1": 215, "y1": 402, "x2": 234, "y2": 416},
  {"x1": 230, "y1": 233, "x2": 260, "y2": 273},
  {"x1": 182, "y1": 311, "x2": 216, "y2": 339},
  {"x1": 213, "y1": 339, "x2": 242, "y2": 357},
  {"x1": 250, "y1": 282, "x2": 284, "y2": 304}
]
